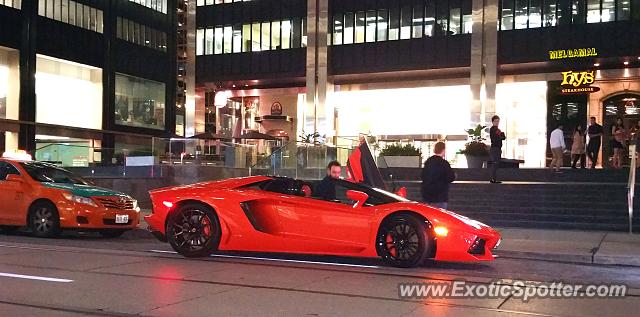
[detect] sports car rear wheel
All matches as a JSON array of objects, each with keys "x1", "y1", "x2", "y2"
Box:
[
  {"x1": 167, "y1": 203, "x2": 221, "y2": 258},
  {"x1": 376, "y1": 214, "x2": 431, "y2": 268}
]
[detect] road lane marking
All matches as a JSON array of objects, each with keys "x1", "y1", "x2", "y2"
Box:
[
  {"x1": 0, "y1": 272, "x2": 73, "y2": 283},
  {"x1": 148, "y1": 249, "x2": 382, "y2": 269}
]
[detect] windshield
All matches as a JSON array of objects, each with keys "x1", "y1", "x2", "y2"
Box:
[
  {"x1": 20, "y1": 162, "x2": 88, "y2": 185},
  {"x1": 371, "y1": 187, "x2": 410, "y2": 202}
]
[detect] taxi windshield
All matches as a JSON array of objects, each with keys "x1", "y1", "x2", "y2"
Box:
[{"x1": 19, "y1": 162, "x2": 88, "y2": 185}]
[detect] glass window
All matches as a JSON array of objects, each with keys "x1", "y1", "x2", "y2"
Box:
[
  {"x1": 196, "y1": 28, "x2": 204, "y2": 55},
  {"x1": 90, "y1": 7, "x2": 97, "y2": 31},
  {"x1": 389, "y1": 7, "x2": 400, "y2": 40},
  {"x1": 281, "y1": 20, "x2": 291, "y2": 49},
  {"x1": 215, "y1": 27, "x2": 223, "y2": 54},
  {"x1": 376, "y1": 10, "x2": 388, "y2": 41},
  {"x1": 252, "y1": 23, "x2": 261, "y2": 51},
  {"x1": 425, "y1": 2, "x2": 435, "y2": 36},
  {"x1": 292, "y1": 18, "x2": 302, "y2": 48},
  {"x1": 601, "y1": 0, "x2": 615, "y2": 21},
  {"x1": 115, "y1": 73, "x2": 165, "y2": 130},
  {"x1": 543, "y1": 0, "x2": 558, "y2": 26},
  {"x1": 54, "y1": 0, "x2": 61, "y2": 20},
  {"x1": 261, "y1": 22, "x2": 270, "y2": 50},
  {"x1": 205, "y1": 28, "x2": 213, "y2": 54},
  {"x1": 223, "y1": 26, "x2": 232, "y2": 53},
  {"x1": 39, "y1": 0, "x2": 46, "y2": 16},
  {"x1": 46, "y1": 0, "x2": 54, "y2": 17},
  {"x1": 61, "y1": 0, "x2": 68, "y2": 23},
  {"x1": 502, "y1": 0, "x2": 515, "y2": 29},
  {"x1": 617, "y1": 0, "x2": 631, "y2": 20},
  {"x1": 302, "y1": 17, "x2": 307, "y2": 47},
  {"x1": 365, "y1": 10, "x2": 377, "y2": 42},
  {"x1": 97, "y1": 9, "x2": 103, "y2": 33},
  {"x1": 344, "y1": 12, "x2": 355, "y2": 44},
  {"x1": 333, "y1": 13, "x2": 343, "y2": 45},
  {"x1": 587, "y1": 0, "x2": 600, "y2": 22},
  {"x1": 68, "y1": 2, "x2": 76, "y2": 25},
  {"x1": 128, "y1": 20, "x2": 135, "y2": 42},
  {"x1": 232, "y1": 25, "x2": 242, "y2": 53},
  {"x1": 572, "y1": 0, "x2": 586, "y2": 24},
  {"x1": 400, "y1": 6, "x2": 412, "y2": 39},
  {"x1": 271, "y1": 21, "x2": 281, "y2": 49},
  {"x1": 413, "y1": 4, "x2": 424, "y2": 38},
  {"x1": 462, "y1": 0, "x2": 473, "y2": 33},
  {"x1": 436, "y1": 0, "x2": 449, "y2": 35},
  {"x1": 449, "y1": 0, "x2": 462, "y2": 34},
  {"x1": 242, "y1": 24, "x2": 251, "y2": 52},
  {"x1": 515, "y1": 0, "x2": 528, "y2": 29},
  {"x1": 354, "y1": 11, "x2": 365, "y2": 43}
]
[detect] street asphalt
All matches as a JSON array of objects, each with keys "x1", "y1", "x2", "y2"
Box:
[{"x1": 0, "y1": 228, "x2": 639, "y2": 317}]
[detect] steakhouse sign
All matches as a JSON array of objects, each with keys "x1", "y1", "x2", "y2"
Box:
[{"x1": 560, "y1": 70, "x2": 600, "y2": 95}]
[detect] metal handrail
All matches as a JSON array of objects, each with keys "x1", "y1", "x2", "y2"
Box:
[{"x1": 627, "y1": 144, "x2": 636, "y2": 234}]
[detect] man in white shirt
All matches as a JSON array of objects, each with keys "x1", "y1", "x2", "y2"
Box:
[{"x1": 549, "y1": 124, "x2": 566, "y2": 173}]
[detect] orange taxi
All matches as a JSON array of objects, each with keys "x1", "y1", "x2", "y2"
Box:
[{"x1": 0, "y1": 152, "x2": 140, "y2": 238}]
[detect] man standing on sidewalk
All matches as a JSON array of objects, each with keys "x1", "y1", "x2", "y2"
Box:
[
  {"x1": 489, "y1": 115, "x2": 506, "y2": 184},
  {"x1": 549, "y1": 124, "x2": 566, "y2": 173},
  {"x1": 587, "y1": 116, "x2": 603, "y2": 169},
  {"x1": 421, "y1": 142, "x2": 455, "y2": 209}
]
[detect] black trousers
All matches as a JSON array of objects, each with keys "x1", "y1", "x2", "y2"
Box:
[
  {"x1": 587, "y1": 140, "x2": 601, "y2": 166},
  {"x1": 490, "y1": 147, "x2": 501, "y2": 180},
  {"x1": 571, "y1": 154, "x2": 586, "y2": 168}
]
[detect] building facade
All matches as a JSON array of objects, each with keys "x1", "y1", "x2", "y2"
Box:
[
  {"x1": 0, "y1": 0, "x2": 177, "y2": 165},
  {"x1": 188, "y1": 0, "x2": 640, "y2": 168}
]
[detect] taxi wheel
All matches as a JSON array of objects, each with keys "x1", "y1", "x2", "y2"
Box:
[
  {"x1": 99, "y1": 229, "x2": 127, "y2": 238},
  {"x1": 167, "y1": 203, "x2": 221, "y2": 258},
  {"x1": 29, "y1": 202, "x2": 61, "y2": 238}
]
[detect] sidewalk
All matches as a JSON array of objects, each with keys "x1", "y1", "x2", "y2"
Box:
[{"x1": 495, "y1": 228, "x2": 640, "y2": 267}]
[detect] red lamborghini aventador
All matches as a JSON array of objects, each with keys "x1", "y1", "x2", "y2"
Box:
[{"x1": 145, "y1": 176, "x2": 501, "y2": 268}]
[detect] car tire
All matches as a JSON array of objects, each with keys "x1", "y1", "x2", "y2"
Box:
[
  {"x1": 98, "y1": 229, "x2": 127, "y2": 238},
  {"x1": 167, "y1": 203, "x2": 221, "y2": 258},
  {"x1": 29, "y1": 202, "x2": 61, "y2": 238},
  {"x1": 376, "y1": 213, "x2": 432, "y2": 268}
]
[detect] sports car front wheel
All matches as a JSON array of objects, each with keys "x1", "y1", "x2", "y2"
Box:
[
  {"x1": 167, "y1": 203, "x2": 221, "y2": 258},
  {"x1": 376, "y1": 214, "x2": 432, "y2": 268}
]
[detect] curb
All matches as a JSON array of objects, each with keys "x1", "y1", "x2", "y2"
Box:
[{"x1": 496, "y1": 249, "x2": 640, "y2": 267}]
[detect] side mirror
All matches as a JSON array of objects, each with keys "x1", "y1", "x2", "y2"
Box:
[
  {"x1": 346, "y1": 190, "x2": 369, "y2": 208},
  {"x1": 395, "y1": 187, "x2": 407, "y2": 198},
  {"x1": 5, "y1": 174, "x2": 23, "y2": 183}
]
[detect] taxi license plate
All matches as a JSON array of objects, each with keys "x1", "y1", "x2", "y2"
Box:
[{"x1": 115, "y1": 214, "x2": 129, "y2": 224}]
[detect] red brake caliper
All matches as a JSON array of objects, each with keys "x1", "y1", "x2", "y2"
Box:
[{"x1": 386, "y1": 233, "x2": 397, "y2": 257}]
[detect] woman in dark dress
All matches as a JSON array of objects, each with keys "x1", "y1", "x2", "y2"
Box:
[{"x1": 611, "y1": 117, "x2": 625, "y2": 169}]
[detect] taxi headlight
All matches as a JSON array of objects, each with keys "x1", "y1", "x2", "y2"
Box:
[
  {"x1": 62, "y1": 192, "x2": 98, "y2": 207},
  {"x1": 132, "y1": 199, "x2": 140, "y2": 212}
]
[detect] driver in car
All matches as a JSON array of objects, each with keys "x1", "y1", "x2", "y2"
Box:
[{"x1": 313, "y1": 161, "x2": 341, "y2": 201}]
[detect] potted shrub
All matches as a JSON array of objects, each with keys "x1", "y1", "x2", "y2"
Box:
[
  {"x1": 460, "y1": 124, "x2": 490, "y2": 168},
  {"x1": 378, "y1": 143, "x2": 422, "y2": 168}
]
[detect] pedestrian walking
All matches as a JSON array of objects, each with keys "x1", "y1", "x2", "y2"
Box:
[
  {"x1": 421, "y1": 142, "x2": 455, "y2": 209},
  {"x1": 549, "y1": 124, "x2": 566, "y2": 173},
  {"x1": 587, "y1": 117, "x2": 603, "y2": 169},
  {"x1": 571, "y1": 124, "x2": 586, "y2": 169},
  {"x1": 489, "y1": 115, "x2": 506, "y2": 184}
]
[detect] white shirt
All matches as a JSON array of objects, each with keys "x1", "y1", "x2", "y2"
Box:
[{"x1": 550, "y1": 128, "x2": 566, "y2": 149}]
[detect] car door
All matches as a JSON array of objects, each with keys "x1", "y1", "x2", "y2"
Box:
[
  {"x1": 0, "y1": 162, "x2": 28, "y2": 225},
  {"x1": 278, "y1": 180, "x2": 373, "y2": 253}
]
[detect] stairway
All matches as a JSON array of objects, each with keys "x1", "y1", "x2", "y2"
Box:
[{"x1": 390, "y1": 168, "x2": 640, "y2": 232}]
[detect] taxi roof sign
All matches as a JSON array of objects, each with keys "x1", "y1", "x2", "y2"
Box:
[{"x1": 2, "y1": 149, "x2": 33, "y2": 161}]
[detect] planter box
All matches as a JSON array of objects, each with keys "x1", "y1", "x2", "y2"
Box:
[{"x1": 378, "y1": 156, "x2": 422, "y2": 168}]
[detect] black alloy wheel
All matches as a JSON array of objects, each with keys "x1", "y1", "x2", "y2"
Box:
[
  {"x1": 29, "y1": 202, "x2": 61, "y2": 238},
  {"x1": 376, "y1": 214, "x2": 432, "y2": 268},
  {"x1": 167, "y1": 203, "x2": 221, "y2": 258}
]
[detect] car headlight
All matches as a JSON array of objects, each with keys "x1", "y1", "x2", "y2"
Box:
[
  {"x1": 132, "y1": 199, "x2": 140, "y2": 212},
  {"x1": 62, "y1": 192, "x2": 98, "y2": 207}
]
